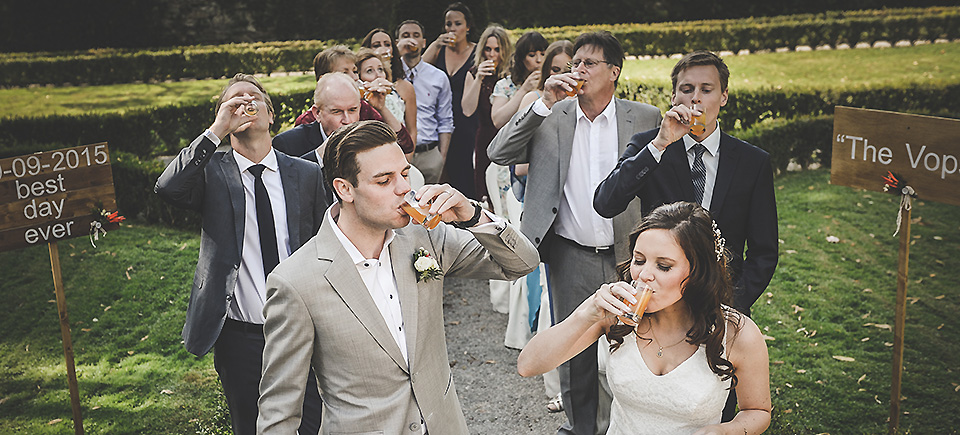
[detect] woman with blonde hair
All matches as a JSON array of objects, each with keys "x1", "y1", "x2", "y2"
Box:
[{"x1": 462, "y1": 25, "x2": 511, "y2": 203}]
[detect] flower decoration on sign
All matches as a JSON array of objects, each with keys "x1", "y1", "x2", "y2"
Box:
[
  {"x1": 880, "y1": 171, "x2": 917, "y2": 237},
  {"x1": 413, "y1": 247, "x2": 443, "y2": 282},
  {"x1": 89, "y1": 204, "x2": 125, "y2": 248}
]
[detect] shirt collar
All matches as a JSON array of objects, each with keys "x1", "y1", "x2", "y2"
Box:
[
  {"x1": 683, "y1": 121, "x2": 721, "y2": 157},
  {"x1": 575, "y1": 95, "x2": 617, "y2": 124},
  {"x1": 327, "y1": 205, "x2": 395, "y2": 265},
  {"x1": 233, "y1": 148, "x2": 279, "y2": 174}
]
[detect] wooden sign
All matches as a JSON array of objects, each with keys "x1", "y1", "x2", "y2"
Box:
[
  {"x1": 830, "y1": 107, "x2": 959, "y2": 435},
  {"x1": 0, "y1": 143, "x2": 116, "y2": 252},
  {"x1": 831, "y1": 106, "x2": 959, "y2": 206}
]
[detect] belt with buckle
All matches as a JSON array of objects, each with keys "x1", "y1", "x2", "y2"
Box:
[
  {"x1": 557, "y1": 235, "x2": 613, "y2": 255},
  {"x1": 415, "y1": 141, "x2": 439, "y2": 153}
]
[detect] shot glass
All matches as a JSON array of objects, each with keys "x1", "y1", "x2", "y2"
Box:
[
  {"x1": 243, "y1": 100, "x2": 260, "y2": 116},
  {"x1": 357, "y1": 81, "x2": 368, "y2": 100},
  {"x1": 565, "y1": 75, "x2": 584, "y2": 97},
  {"x1": 690, "y1": 103, "x2": 706, "y2": 136},
  {"x1": 617, "y1": 281, "x2": 654, "y2": 327},
  {"x1": 401, "y1": 190, "x2": 442, "y2": 230}
]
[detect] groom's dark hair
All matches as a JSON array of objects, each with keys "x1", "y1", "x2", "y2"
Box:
[{"x1": 323, "y1": 120, "x2": 399, "y2": 193}]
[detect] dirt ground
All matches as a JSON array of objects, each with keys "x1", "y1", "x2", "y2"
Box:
[{"x1": 443, "y1": 277, "x2": 567, "y2": 434}]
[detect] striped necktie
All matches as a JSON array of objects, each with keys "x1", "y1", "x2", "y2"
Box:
[{"x1": 691, "y1": 143, "x2": 707, "y2": 205}]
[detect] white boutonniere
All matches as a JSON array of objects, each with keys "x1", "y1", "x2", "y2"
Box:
[{"x1": 413, "y1": 247, "x2": 443, "y2": 282}]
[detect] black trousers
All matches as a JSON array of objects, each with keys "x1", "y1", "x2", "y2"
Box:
[{"x1": 214, "y1": 322, "x2": 323, "y2": 435}]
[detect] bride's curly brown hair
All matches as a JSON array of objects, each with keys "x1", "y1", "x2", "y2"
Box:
[{"x1": 605, "y1": 202, "x2": 742, "y2": 387}]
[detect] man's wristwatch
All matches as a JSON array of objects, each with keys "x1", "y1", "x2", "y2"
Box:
[{"x1": 452, "y1": 200, "x2": 483, "y2": 229}]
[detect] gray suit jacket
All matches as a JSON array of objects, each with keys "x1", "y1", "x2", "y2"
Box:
[
  {"x1": 487, "y1": 98, "x2": 661, "y2": 262},
  {"x1": 257, "y1": 212, "x2": 539, "y2": 434},
  {"x1": 154, "y1": 134, "x2": 329, "y2": 356}
]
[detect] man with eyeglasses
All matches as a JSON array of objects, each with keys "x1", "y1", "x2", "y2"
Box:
[{"x1": 488, "y1": 31, "x2": 660, "y2": 435}]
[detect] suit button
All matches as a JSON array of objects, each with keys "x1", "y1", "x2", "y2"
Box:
[
  {"x1": 226, "y1": 294, "x2": 233, "y2": 301},
  {"x1": 409, "y1": 422, "x2": 421, "y2": 431},
  {"x1": 551, "y1": 207, "x2": 557, "y2": 214},
  {"x1": 534, "y1": 237, "x2": 541, "y2": 244}
]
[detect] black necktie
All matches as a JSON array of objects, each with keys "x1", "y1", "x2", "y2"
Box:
[
  {"x1": 691, "y1": 143, "x2": 707, "y2": 205},
  {"x1": 248, "y1": 164, "x2": 279, "y2": 276}
]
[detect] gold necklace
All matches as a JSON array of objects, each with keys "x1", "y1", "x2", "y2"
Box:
[{"x1": 647, "y1": 322, "x2": 689, "y2": 358}]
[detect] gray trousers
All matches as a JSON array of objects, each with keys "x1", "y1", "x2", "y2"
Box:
[{"x1": 548, "y1": 238, "x2": 617, "y2": 435}]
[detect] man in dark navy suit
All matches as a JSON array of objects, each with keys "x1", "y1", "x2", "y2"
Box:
[
  {"x1": 155, "y1": 74, "x2": 327, "y2": 435},
  {"x1": 593, "y1": 51, "x2": 778, "y2": 422}
]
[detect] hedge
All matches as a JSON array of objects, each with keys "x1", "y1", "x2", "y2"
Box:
[
  {"x1": 2, "y1": 6, "x2": 957, "y2": 87},
  {"x1": 111, "y1": 151, "x2": 200, "y2": 231},
  {"x1": 737, "y1": 115, "x2": 835, "y2": 176},
  {"x1": 2, "y1": 81, "x2": 958, "y2": 162},
  {"x1": 0, "y1": 39, "x2": 351, "y2": 88},
  {"x1": 527, "y1": 7, "x2": 960, "y2": 55},
  {"x1": 0, "y1": 90, "x2": 314, "y2": 159}
]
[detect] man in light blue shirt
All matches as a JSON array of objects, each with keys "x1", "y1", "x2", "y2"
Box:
[{"x1": 396, "y1": 19, "x2": 454, "y2": 184}]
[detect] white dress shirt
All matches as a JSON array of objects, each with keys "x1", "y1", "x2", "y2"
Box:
[
  {"x1": 328, "y1": 207, "x2": 409, "y2": 364},
  {"x1": 202, "y1": 130, "x2": 291, "y2": 324},
  {"x1": 543, "y1": 97, "x2": 618, "y2": 248},
  {"x1": 644, "y1": 121, "x2": 721, "y2": 210}
]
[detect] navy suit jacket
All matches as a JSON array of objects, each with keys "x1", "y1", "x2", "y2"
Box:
[
  {"x1": 272, "y1": 121, "x2": 325, "y2": 158},
  {"x1": 593, "y1": 128, "x2": 778, "y2": 315},
  {"x1": 154, "y1": 134, "x2": 330, "y2": 356}
]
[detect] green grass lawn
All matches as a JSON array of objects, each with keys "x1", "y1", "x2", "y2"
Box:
[
  {"x1": 0, "y1": 168, "x2": 957, "y2": 434},
  {"x1": 3, "y1": 42, "x2": 958, "y2": 120},
  {"x1": 621, "y1": 41, "x2": 960, "y2": 90}
]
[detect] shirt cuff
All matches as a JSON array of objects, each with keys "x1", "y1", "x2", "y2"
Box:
[
  {"x1": 203, "y1": 129, "x2": 222, "y2": 146},
  {"x1": 532, "y1": 99, "x2": 552, "y2": 117},
  {"x1": 645, "y1": 141, "x2": 663, "y2": 163},
  {"x1": 470, "y1": 209, "x2": 507, "y2": 233}
]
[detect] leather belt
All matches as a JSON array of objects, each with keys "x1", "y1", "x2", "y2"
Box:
[
  {"x1": 556, "y1": 235, "x2": 614, "y2": 255},
  {"x1": 222, "y1": 318, "x2": 263, "y2": 334},
  {"x1": 415, "y1": 141, "x2": 439, "y2": 153}
]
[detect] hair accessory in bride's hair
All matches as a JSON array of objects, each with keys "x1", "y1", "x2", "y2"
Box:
[{"x1": 712, "y1": 220, "x2": 725, "y2": 263}]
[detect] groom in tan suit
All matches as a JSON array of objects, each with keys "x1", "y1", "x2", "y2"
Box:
[{"x1": 257, "y1": 120, "x2": 539, "y2": 434}]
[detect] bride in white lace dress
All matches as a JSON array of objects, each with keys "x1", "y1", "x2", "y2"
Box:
[{"x1": 519, "y1": 202, "x2": 771, "y2": 435}]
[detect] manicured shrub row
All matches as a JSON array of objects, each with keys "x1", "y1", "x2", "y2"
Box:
[
  {"x1": 0, "y1": 90, "x2": 315, "y2": 159},
  {"x1": 3, "y1": 7, "x2": 957, "y2": 87},
  {"x1": 111, "y1": 151, "x2": 200, "y2": 231},
  {"x1": 617, "y1": 81, "x2": 960, "y2": 133},
  {"x1": 0, "y1": 39, "x2": 349, "y2": 87},
  {"x1": 527, "y1": 7, "x2": 960, "y2": 55},
  {"x1": 737, "y1": 115, "x2": 835, "y2": 176}
]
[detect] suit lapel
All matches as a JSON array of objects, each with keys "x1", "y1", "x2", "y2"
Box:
[
  {"x1": 615, "y1": 99, "x2": 634, "y2": 155},
  {"x1": 388, "y1": 229, "x2": 419, "y2": 369},
  {"x1": 277, "y1": 153, "x2": 302, "y2": 246},
  {"x1": 316, "y1": 218, "x2": 410, "y2": 373},
  {"x1": 710, "y1": 133, "x2": 741, "y2": 214},
  {"x1": 220, "y1": 152, "x2": 246, "y2": 254},
  {"x1": 557, "y1": 100, "x2": 576, "y2": 192}
]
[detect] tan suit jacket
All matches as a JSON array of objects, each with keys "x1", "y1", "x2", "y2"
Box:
[{"x1": 257, "y1": 211, "x2": 539, "y2": 435}]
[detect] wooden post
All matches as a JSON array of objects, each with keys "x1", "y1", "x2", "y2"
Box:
[
  {"x1": 48, "y1": 241, "x2": 84, "y2": 435},
  {"x1": 888, "y1": 205, "x2": 911, "y2": 435}
]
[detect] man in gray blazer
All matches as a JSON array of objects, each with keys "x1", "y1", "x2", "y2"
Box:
[
  {"x1": 257, "y1": 120, "x2": 539, "y2": 434},
  {"x1": 155, "y1": 74, "x2": 328, "y2": 435},
  {"x1": 487, "y1": 32, "x2": 661, "y2": 435}
]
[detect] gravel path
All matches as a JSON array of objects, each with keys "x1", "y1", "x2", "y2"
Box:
[{"x1": 443, "y1": 277, "x2": 567, "y2": 434}]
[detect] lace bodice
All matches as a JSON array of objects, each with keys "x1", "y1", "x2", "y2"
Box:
[{"x1": 605, "y1": 332, "x2": 731, "y2": 435}]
